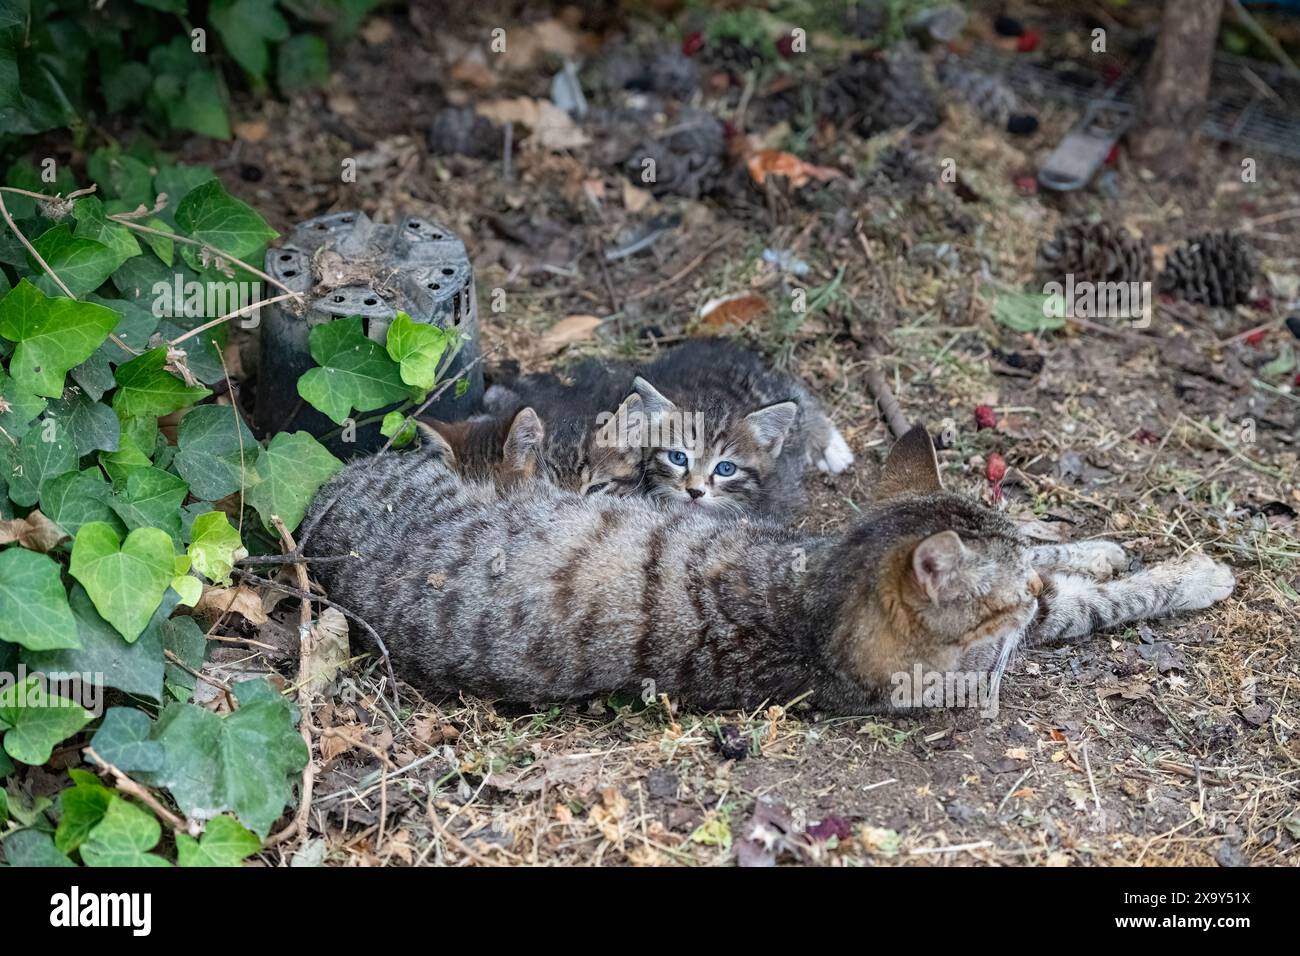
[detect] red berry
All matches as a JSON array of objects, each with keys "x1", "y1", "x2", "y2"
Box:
[
  {"x1": 986, "y1": 452, "x2": 1007, "y2": 484},
  {"x1": 682, "y1": 31, "x2": 704, "y2": 57},
  {"x1": 1134, "y1": 428, "x2": 1160, "y2": 445},
  {"x1": 1294, "y1": 372, "x2": 1300, "y2": 387},
  {"x1": 776, "y1": 32, "x2": 797, "y2": 58},
  {"x1": 1105, "y1": 143, "x2": 1119, "y2": 166},
  {"x1": 1017, "y1": 30, "x2": 1041, "y2": 53},
  {"x1": 1013, "y1": 173, "x2": 1038, "y2": 195},
  {"x1": 974, "y1": 404, "x2": 997, "y2": 430},
  {"x1": 1245, "y1": 329, "x2": 1267, "y2": 347},
  {"x1": 1101, "y1": 62, "x2": 1123, "y2": 86}
]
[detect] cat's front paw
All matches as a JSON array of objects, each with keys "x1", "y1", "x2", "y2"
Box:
[
  {"x1": 1166, "y1": 553, "x2": 1236, "y2": 611},
  {"x1": 815, "y1": 427, "x2": 855, "y2": 474}
]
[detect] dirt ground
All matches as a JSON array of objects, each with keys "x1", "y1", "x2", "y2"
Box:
[{"x1": 175, "y1": 1, "x2": 1298, "y2": 865}]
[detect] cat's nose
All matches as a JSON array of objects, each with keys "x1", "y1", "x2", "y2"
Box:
[{"x1": 686, "y1": 487, "x2": 705, "y2": 500}]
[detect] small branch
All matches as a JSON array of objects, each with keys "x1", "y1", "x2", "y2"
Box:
[
  {"x1": 170, "y1": 292, "x2": 300, "y2": 346},
  {"x1": 232, "y1": 568, "x2": 399, "y2": 710},
  {"x1": 85, "y1": 746, "x2": 195, "y2": 836},
  {"x1": 108, "y1": 215, "x2": 306, "y2": 302},
  {"x1": 865, "y1": 366, "x2": 910, "y2": 439},
  {"x1": 236, "y1": 552, "x2": 355, "y2": 566}
]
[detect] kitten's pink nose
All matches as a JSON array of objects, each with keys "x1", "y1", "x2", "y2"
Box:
[{"x1": 686, "y1": 487, "x2": 705, "y2": 500}]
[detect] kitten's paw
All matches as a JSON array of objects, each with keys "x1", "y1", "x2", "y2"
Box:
[
  {"x1": 815, "y1": 427, "x2": 855, "y2": 474},
  {"x1": 1165, "y1": 554, "x2": 1236, "y2": 611}
]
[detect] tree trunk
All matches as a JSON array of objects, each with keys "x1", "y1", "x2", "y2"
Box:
[{"x1": 1130, "y1": 0, "x2": 1224, "y2": 177}]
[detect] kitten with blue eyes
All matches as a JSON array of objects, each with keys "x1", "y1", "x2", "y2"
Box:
[{"x1": 480, "y1": 339, "x2": 854, "y2": 518}]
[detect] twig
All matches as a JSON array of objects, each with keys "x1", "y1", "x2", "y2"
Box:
[
  {"x1": 865, "y1": 365, "x2": 910, "y2": 439},
  {"x1": 236, "y1": 552, "x2": 355, "y2": 566},
  {"x1": 1228, "y1": 0, "x2": 1300, "y2": 78},
  {"x1": 265, "y1": 718, "x2": 317, "y2": 849},
  {"x1": 163, "y1": 648, "x2": 235, "y2": 704},
  {"x1": 170, "y1": 292, "x2": 300, "y2": 346},
  {"x1": 1082, "y1": 738, "x2": 1103, "y2": 828},
  {"x1": 325, "y1": 728, "x2": 391, "y2": 849},
  {"x1": 85, "y1": 746, "x2": 194, "y2": 836},
  {"x1": 232, "y1": 568, "x2": 399, "y2": 710}
]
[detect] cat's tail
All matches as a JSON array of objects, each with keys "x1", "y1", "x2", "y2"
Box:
[{"x1": 789, "y1": 381, "x2": 855, "y2": 474}]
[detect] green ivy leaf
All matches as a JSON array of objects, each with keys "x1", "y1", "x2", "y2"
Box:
[
  {"x1": 69, "y1": 522, "x2": 175, "y2": 642},
  {"x1": 6, "y1": 416, "x2": 77, "y2": 507},
  {"x1": 85, "y1": 150, "x2": 154, "y2": 208},
  {"x1": 72, "y1": 196, "x2": 141, "y2": 270},
  {"x1": 245, "y1": 431, "x2": 342, "y2": 533},
  {"x1": 54, "y1": 768, "x2": 113, "y2": 855},
  {"x1": 111, "y1": 346, "x2": 211, "y2": 418},
  {"x1": 107, "y1": 466, "x2": 188, "y2": 546},
  {"x1": 23, "y1": 585, "x2": 172, "y2": 703},
  {"x1": 79, "y1": 795, "x2": 170, "y2": 867},
  {"x1": 0, "y1": 368, "x2": 46, "y2": 439},
  {"x1": 88, "y1": 707, "x2": 165, "y2": 774},
  {"x1": 166, "y1": 69, "x2": 231, "y2": 140},
  {"x1": 45, "y1": 388, "x2": 120, "y2": 456},
  {"x1": 99, "y1": 413, "x2": 157, "y2": 485},
  {"x1": 143, "y1": 679, "x2": 308, "y2": 837},
  {"x1": 153, "y1": 164, "x2": 217, "y2": 222},
  {"x1": 1, "y1": 830, "x2": 76, "y2": 867},
  {"x1": 176, "y1": 815, "x2": 261, "y2": 867},
  {"x1": 173, "y1": 404, "x2": 260, "y2": 500},
  {"x1": 277, "y1": 34, "x2": 330, "y2": 97},
  {"x1": 0, "y1": 675, "x2": 92, "y2": 765},
  {"x1": 297, "y1": 316, "x2": 410, "y2": 425},
  {"x1": 0, "y1": 279, "x2": 120, "y2": 398},
  {"x1": 162, "y1": 615, "x2": 206, "y2": 703},
  {"x1": 187, "y1": 511, "x2": 244, "y2": 584},
  {"x1": 0, "y1": 547, "x2": 79, "y2": 650},
  {"x1": 386, "y1": 312, "x2": 452, "y2": 391},
  {"x1": 28, "y1": 226, "x2": 120, "y2": 299},
  {"x1": 380, "y1": 410, "x2": 416, "y2": 448},
  {"x1": 175, "y1": 179, "x2": 276, "y2": 261},
  {"x1": 39, "y1": 469, "x2": 121, "y2": 538},
  {"x1": 992, "y1": 288, "x2": 1064, "y2": 334},
  {"x1": 211, "y1": 0, "x2": 289, "y2": 86}
]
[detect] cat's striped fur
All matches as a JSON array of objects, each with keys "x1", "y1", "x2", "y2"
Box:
[{"x1": 302, "y1": 426, "x2": 1235, "y2": 712}]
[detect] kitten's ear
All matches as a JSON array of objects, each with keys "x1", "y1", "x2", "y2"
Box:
[
  {"x1": 876, "y1": 425, "x2": 942, "y2": 500},
  {"x1": 502, "y1": 407, "x2": 545, "y2": 473},
  {"x1": 416, "y1": 420, "x2": 458, "y2": 467},
  {"x1": 632, "y1": 376, "x2": 676, "y2": 420},
  {"x1": 596, "y1": 392, "x2": 645, "y2": 452},
  {"x1": 912, "y1": 530, "x2": 966, "y2": 601},
  {"x1": 744, "y1": 401, "x2": 798, "y2": 456}
]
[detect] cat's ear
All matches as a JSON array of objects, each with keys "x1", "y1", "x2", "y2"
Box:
[
  {"x1": 744, "y1": 401, "x2": 798, "y2": 456},
  {"x1": 876, "y1": 425, "x2": 942, "y2": 500},
  {"x1": 502, "y1": 407, "x2": 545, "y2": 473},
  {"x1": 416, "y1": 420, "x2": 458, "y2": 467},
  {"x1": 596, "y1": 392, "x2": 645, "y2": 453},
  {"x1": 632, "y1": 376, "x2": 676, "y2": 421},
  {"x1": 911, "y1": 530, "x2": 966, "y2": 601}
]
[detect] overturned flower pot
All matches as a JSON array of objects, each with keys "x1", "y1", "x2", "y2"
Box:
[{"x1": 256, "y1": 210, "x2": 483, "y2": 452}]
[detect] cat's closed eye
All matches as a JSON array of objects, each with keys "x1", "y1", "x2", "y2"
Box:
[{"x1": 584, "y1": 481, "x2": 609, "y2": 495}]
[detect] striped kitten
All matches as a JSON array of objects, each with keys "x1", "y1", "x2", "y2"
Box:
[
  {"x1": 303, "y1": 425, "x2": 1235, "y2": 713},
  {"x1": 476, "y1": 339, "x2": 854, "y2": 518}
]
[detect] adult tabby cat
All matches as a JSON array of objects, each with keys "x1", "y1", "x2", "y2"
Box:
[
  {"x1": 303, "y1": 423, "x2": 1234, "y2": 713},
  {"x1": 445, "y1": 338, "x2": 854, "y2": 517}
]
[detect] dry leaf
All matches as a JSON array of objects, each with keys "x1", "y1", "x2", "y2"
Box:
[
  {"x1": 697, "y1": 292, "x2": 768, "y2": 330},
  {"x1": 321, "y1": 724, "x2": 365, "y2": 760},
  {"x1": 621, "y1": 180, "x2": 653, "y2": 213},
  {"x1": 541, "y1": 314, "x2": 602, "y2": 352},
  {"x1": 194, "y1": 586, "x2": 269, "y2": 625},
  {"x1": 1004, "y1": 746, "x2": 1031, "y2": 761},
  {"x1": 360, "y1": 17, "x2": 395, "y2": 45},
  {"x1": 233, "y1": 120, "x2": 268, "y2": 143},
  {"x1": 746, "y1": 149, "x2": 843, "y2": 188},
  {"x1": 301, "y1": 607, "x2": 349, "y2": 697},
  {"x1": 0, "y1": 510, "x2": 70, "y2": 552},
  {"x1": 475, "y1": 97, "x2": 588, "y2": 150}
]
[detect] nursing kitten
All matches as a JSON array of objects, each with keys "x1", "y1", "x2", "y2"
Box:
[
  {"x1": 483, "y1": 338, "x2": 854, "y2": 517},
  {"x1": 303, "y1": 425, "x2": 1235, "y2": 713}
]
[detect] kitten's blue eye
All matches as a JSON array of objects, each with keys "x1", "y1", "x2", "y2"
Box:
[
  {"x1": 668, "y1": 450, "x2": 689, "y2": 467},
  {"x1": 713, "y1": 461, "x2": 736, "y2": 477}
]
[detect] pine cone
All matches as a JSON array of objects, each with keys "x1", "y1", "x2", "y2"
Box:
[
  {"x1": 428, "y1": 107, "x2": 504, "y2": 159},
  {"x1": 1037, "y1": 221, "x2": 1153, "y2": 285},
  {"x1": 935, "y1": 56, "x2": 1020, "y2": 126},
  {"x1": 822, "y1": 45, "x2": 943, "y2": 136},
  {"x1": 1158, "y1": 231, "x2": 1255, "y2": 307}
]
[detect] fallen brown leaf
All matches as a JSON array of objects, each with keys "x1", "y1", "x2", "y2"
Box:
[
  {"x1": 0, "y1": 510, "x2": 70, "y2": 553},
  {"x1": 697, "y1": 292, "x2": 768, "y2": 330},
  {"x1": 746, "y1": 149, "x2": 843, "y2": 188},
  {"x1": 194, "y1": 586, "x2": 269, "y2": 625},
  {"x1": 541, "y1": 314, "x2": 602, "y2": 352}
]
